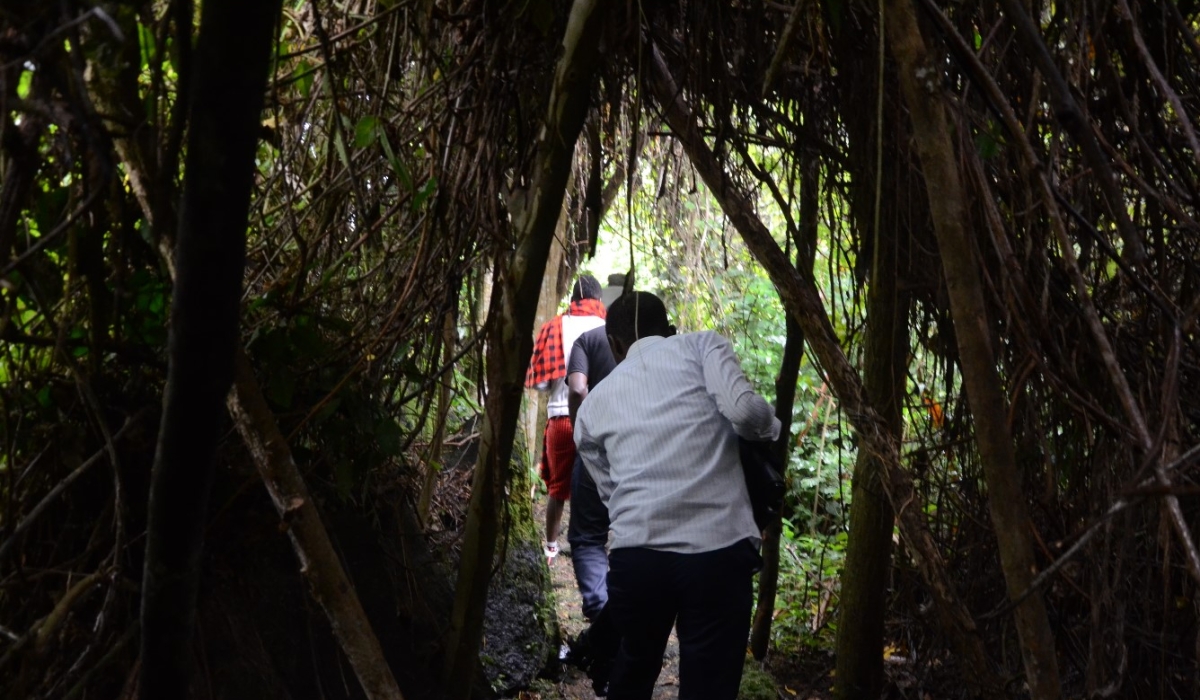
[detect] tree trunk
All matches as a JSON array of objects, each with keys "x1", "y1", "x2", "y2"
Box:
[
  {"x1": 829, "y1": 9, "x2": 910, "y2": 693},
  {"x1": 441, "y1": 2, "x2": 608, "y2": 697},
  {"x1": 883, "y1": 1, "x2": 1061, "y2": 697},
  {"x1": 646, "y1": 44, "x2": 1004, "y2": 695},
  {"x1": 137, "y1": 0, "x2": 280, "y2": 696},
  {"x1": 749, "y1": 153, "x2": 817, "y2": 661},
  {"x1": 525, "y1": 200, "x2": 572, "y2": 475},
  {"x1": 834, "y1": 186, "x2": 909, "y2": 700}
]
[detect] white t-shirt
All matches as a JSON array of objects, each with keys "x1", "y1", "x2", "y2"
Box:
[{"x1": 545, "y1": 313, "x2": 605, "y2": 418}]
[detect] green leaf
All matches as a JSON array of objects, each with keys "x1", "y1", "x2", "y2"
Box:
[
  {"x1": 826, "y1": 0, "x2": 844, "y2": 35},
  {"x1": 34, "y1": 187, "x2": 69, "y2": 238},
  {"x1": 138, "y1": 22, "x2": 155, "y2": 70},
  {"x1": 411, "y1": 177, "x2": 437, "y2": 213},
  {"x1": 295, "y1": 59, "x2": 314, "y2": 98},
  {"x1": 376, "y1": 418, "x2": 402, "y2": 456},
  {"x1": 268, "y1": 370, "x2": 296, "y2": 409},
  {"x1": 333, "y1": 129, "x2": 350, "y2": 169},
  {"x1": 313, "y1": 396, "x2": 343, "y2": 424},
  {"x1": 334, "y1": 459, "x2": 356, "y2": 499},
  {"x1": 379, "y1": 133, "x2": 413, "y2": 191},
  {"x1": 290, "y1": 316, "x2": 327, "y2": 357},
  {"x1": 521, "y1": 0, "x2": 554, "y2": 35},
  {"x1": 354, "y1": 115, "x2": 379, "y2": 148},
  {"x1": 16, "y1": 70, "x2": 32, "y2": 99},
  {"x1": 252, "y1": 327, "x2": 289, "y2": 363},
  {"x1": 976, "y1": 132, "x2": 1000, "y2": 159}
]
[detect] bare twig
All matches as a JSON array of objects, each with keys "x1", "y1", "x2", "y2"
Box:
[{"x1": 0, "y1": 413, "x2": 143, "y2": 564}]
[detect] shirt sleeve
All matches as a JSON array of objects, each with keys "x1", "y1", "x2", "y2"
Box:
[
  {"x1": 700, "y1": 333, "x2": 781, "y2": 442},
  {"x1": 567, "y1": 335, "x2": 591, "y2": 377}
]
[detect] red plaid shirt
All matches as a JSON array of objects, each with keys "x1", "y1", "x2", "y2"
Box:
[{"x1": 525, "y1": 298, "x2": 607, "y2": 388}]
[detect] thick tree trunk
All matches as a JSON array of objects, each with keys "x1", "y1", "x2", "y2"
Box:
[
  {"x1": 137, "y1": 0, "x2": 280, "y2": 696},
  {"x1": 883, "y1": 1, "x2": 1061, "y2": 697},
  {"x1": 830, "y1": 10, "x2": 909, "y2": 693},
  {"x1": 749, "y1": 153, "x2": 817, "y2": 661},
  {"x1": 441, "y1": 2, "x2": 608, "y2": 697},
  {"x1": 525, "y1": 203, "x2": 571, "y2": 473},
  {"x1": 834, "y1": 195, "x2": 909, "y2": 700},
  {"x1": 226, "y1": 349, "x2": 405, "y2": 700},
  {"x1": 646, "y1": 45, "x2": 1004, "y2": 695}
]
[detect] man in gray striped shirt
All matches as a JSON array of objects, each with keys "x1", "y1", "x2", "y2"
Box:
[{"x1": 574, "y1": 292, "x2": 780, "y2": 700}]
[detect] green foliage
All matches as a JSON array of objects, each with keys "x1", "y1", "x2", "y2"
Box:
[
  {"x1": 737, "y1": 657, "x2": 778, "y2": 700},
  {"x1": 767, "y1": 519, "x2": 847, "y2": 654}
]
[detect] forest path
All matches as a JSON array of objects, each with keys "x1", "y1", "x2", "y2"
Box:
[{"x1": 533, "y1": 497, "x2": 681, "y2": 699}]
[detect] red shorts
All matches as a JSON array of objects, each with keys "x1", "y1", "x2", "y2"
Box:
[{"x1": 541, "y1": 416, "x2": 575, "y2": 500}]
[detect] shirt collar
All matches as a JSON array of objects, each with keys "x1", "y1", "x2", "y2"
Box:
[{"x1": 626, "y1": 335, "x2": 667, "y2": 360}]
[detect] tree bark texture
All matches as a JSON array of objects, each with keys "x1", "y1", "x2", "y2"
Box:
[
  {"x1": 884, "y1": 1, "x2": 1061, "y2": 697},
  {"x1": 830, "y1": 11, "x2": 909, "y2": 693},
  {"x1": 226, "y1": 349, "x2": 405, "y2": 700},
  {"x1": 749, "y1": 153, "x2": 817, "y2": 661},
  {"x1": 834, "y1": 197, "x2": 908, "y2": 700},
  {"x1": 526, "y1": 201, "x2": 571, "y2": 472},
  {"x1": 646, "y1": 44, "x2": 1004, "y2": 694},
  {"x1": 137, "y1": 0, "x2": 280, "y2": 696},
  {"x1": 442, "y1": 2, "x2": 608, "y2": 697}
]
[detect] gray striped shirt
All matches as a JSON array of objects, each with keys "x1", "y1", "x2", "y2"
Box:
[{"x1": 574, "y1": 331, "x2": 781, "y2": 553}]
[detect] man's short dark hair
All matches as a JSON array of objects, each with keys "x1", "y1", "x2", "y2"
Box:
[
  {"x1": 572, "y1": 274, "x2": 602, "y2": 302},
  {"x1": 607, "y1": 291, "x2": 671, "y2": 345}
]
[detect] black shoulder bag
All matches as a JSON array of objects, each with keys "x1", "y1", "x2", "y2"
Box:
[{"x1": 737, "y1": 437, "x2": 787, "y2": 531}]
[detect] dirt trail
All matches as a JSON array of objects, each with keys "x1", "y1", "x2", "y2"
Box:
[{"x1": 533, "y1": 499, "x2": 681, "y2": 699}]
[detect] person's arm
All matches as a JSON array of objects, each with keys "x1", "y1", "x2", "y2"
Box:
[
  {"x1": 525, "y1": 319, "x2": 556, "y2": 392},
  {"x1": 566, "y1": 334, "x2": 592, "y2": 423},
  {"x1": 701, "y1": 333, "x2": 781, "y2": 441},
  {"x1": 568, "y1": 371, "x2": 589, "y2": 424},
  {"x1": 573, "y1": 410, "x2": 613, "y2": 505}
]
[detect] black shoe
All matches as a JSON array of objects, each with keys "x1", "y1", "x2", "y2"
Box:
[
  {"x1": 588, "y1": 656, "x2": 612, "y2": 697},
  {"x1": 560, "y1": 633, "x2": 593, "y2": 668}
]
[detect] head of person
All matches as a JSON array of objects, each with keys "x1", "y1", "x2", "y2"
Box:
[
  {"x1": 605, "y1": 291, "x2": 676, "y2": 362},
  {"x1": 571, "y1": 274, "x2": 602, "y2": 302}
]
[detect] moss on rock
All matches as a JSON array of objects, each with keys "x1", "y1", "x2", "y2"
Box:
[{"x1": 739, "y1": 656, "x2": 779, "y2": 700}]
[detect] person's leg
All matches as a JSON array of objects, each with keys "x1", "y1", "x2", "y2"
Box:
[
  {"x1": 542, "y1": 416, "x2": 576, "y2": 554},
  {"x1": 605, "y1": 547, "x2": 677, "y2": 700},
  {"x1": 569, "y1": 455, "x2": 611, "y2": 619},
  {"x1": 545, "y1": 496, "x2": 565, "y2": 550},
  {"x1": 578, "y1": 604, "x2": 620, "y2": 695},
  {"x1": 567, "y1": 454, "x2": 610, "y2": 549},
  {"x1": 674, "y1": 539, "x2": 760, "y2": 700},
  {"x1": 571, "y1": 545, "x2": 609, "y2": 620}
]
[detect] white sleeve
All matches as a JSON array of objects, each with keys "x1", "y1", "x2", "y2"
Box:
[{"x1": 700, "y1": 333, "x2": 781, "y2": 441}]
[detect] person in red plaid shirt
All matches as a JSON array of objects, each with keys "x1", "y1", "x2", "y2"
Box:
[{"x1": 526, "y1": 274, "x2": 606, "y2": 564}]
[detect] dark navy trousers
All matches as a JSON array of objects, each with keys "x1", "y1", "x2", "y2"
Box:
[
  {"x1": 605, "y1": 539, "x2": 760, "y2": 700},
  {"x1": 568, "y1": 454, "x2": 610, "y2": 620}
]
